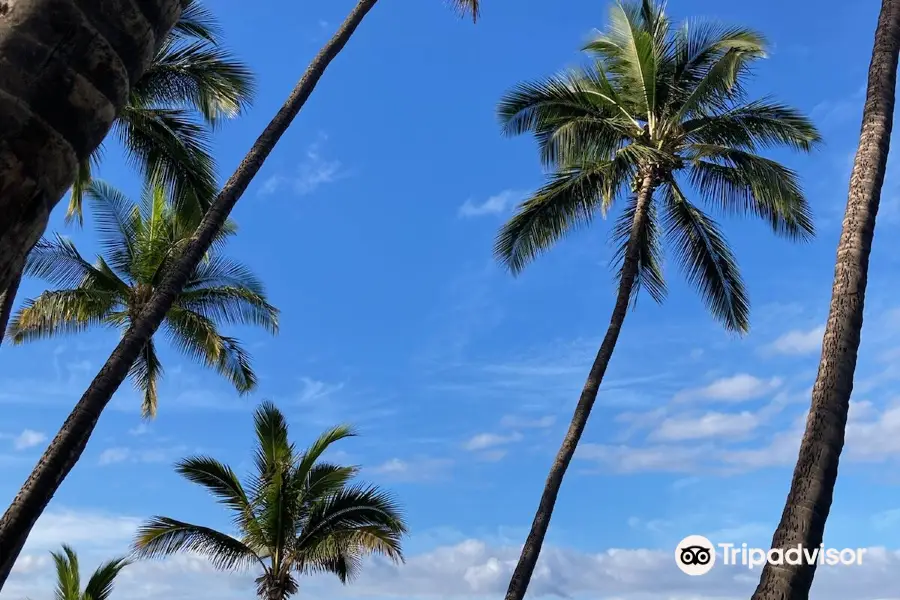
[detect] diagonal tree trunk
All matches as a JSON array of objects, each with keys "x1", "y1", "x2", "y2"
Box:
[
  {"x1": 0, "y1": 271, "x2": 21, "y2": 346},
  {"x1": 503, "y1": 172, "x2": 656, "y2": 600},
  {"x1": 750, "y1": 2, "x2": 900, "y2": 599},
  {"x1": 0, "y1": 0, "x2": 380, "y2": 588},
  {"x1": 0, "y1": 0, "x2": 183, "y2": 295}
]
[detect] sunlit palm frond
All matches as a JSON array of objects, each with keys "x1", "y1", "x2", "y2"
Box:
[
  {"x1": 250, "y1": 401, "x2": 294, "y2": 482},
  {"x1": 83, "y1": 556, "x2": 131, "y2": 600},
  {"x1": 294, "y1": 425, "x2": 357, "y2": 487},
  {"x1": 177, "y1": 285, "x2": 279, "y2": 333},
  {"x1": 51, "y1": 545, "x2": 80, "y2": 600},
  {"x1": 132, "y1": 516, "x2": 259, "y2": 571},
  {"x1": 129, "y1": 338, "x2": 163, "y2": 419},
  {"x1": 661, "y1": 181, "x2": 749, "y2": 332},
  {"x1": 8, "y1": 289, "x2": 119, "y2": 344},
  {"x1": 304, "y1": 463, "x2": 361, "y2": 501}
]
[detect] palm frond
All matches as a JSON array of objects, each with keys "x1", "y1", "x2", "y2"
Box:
[
  {"x1": 446, "y1": 0, "x2": 479, "y2": 22},
  {"x1": 183, "y1": 256, "x2": 264, "y2": 292},
  {"x1": 295, "y1": 425, "x2": 357, "y2": 485},
  {"x1": 66, "y1": 158, "x2": 94, "y2": 227},
  {"x1": 129, "y1": 338, "x2": 163, "y2": 419},
  {"x1": 51, "y1": 545, "x2": 80, "y2": 600},
  {"x1": 132, "y1": 516, "x2": 259, "y2": 571},
  {"x1": 170, "y1": 0, "x2": 221, "y2": 44},
  {"x1": 685, "y1": 144, "x2": 815, "y2": 240},
  {"x1": 661, "y1": 181, "x2": 749, "y2": 332},
  {"x1": 176, "y1": 285, "x2": 278, "y2": 333},
  {"x1": 8, "y1": 289, "x2": 119, "y2": 344},
  {"x1": 24, "y1": 235, "x2": 129, "y2": 293},
  {"x1": 250, "y1": 400, "x2": 293, "y2": 480},
  {"x1": 84, "y1": 181, "x2": 140, "y2": 278},
  {"x1": 83, "y1": 556, "x2": 131, "y2": 600},
  {"x1": 304, "y1": 463, "x2": 362, "y2": 502}
]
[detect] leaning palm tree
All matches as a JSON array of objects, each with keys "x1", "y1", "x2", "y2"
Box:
[
  {"x1": 751, "y1": 1, "x2": 900, "y2": 599},
  {"x1": 494, "y1": 2, "x2": 820, "y2": 599},
  {"x1": 0, "y1": 0, "x2": 254, "y2": 346},
  {"x1": 0, "y1": 0, "x2": 478, "y2": 588},
  {"x1": 6, "y1": 180, "x2": 278, "y2": 419},
  {"x1": 133, "y1": 401, "x2": 407, "y2": 600},
  {"x1": 46, "y1": 545, "x2": 130, "y2": 600}
]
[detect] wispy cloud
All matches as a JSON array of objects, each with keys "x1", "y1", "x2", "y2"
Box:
[
  {"x1": 463, "y1": 432, "x2": 523, "y2": 451},
  {"x1": 259, "y1": 134, "x2": 346, "y2": 197},
  {"x1": 674, "y1": 373, "x2": 783, "y2": 403},
  {"x1": 12, "y1": 429, "x2": 46, "y2": 450},
  {"x1": 764, "y1": 325, "x2": 825, "y2": 356},
  {"x1": 368, "y1": 457, "x2": 453, "y2": 482},
  {"x1": 458, "y1": 189, "x2": 525, "y2": 217},
  {"x1": 98, "y1": 445, "x2": 187, "y2": 466}
]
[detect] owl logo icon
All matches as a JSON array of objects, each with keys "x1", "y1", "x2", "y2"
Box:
[{"x1": 675, "y1": 535, "x2": 716, "y2": 576}]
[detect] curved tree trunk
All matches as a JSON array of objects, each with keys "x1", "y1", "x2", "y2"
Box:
[
  {"x1": 0, "y1": 0, "x2": 380, "y2": 588},
  {"x1": 503, "y1": 173, "x2": 656, "y2": 600},
  {"x1": 750, "y1": 2, "x2": 900, "y2": 599},
  {"x1": 0, "y1": 0, "x2": 183, "y2": 295},
  {"x1": 0, "y1": 270, "x2": 21, "y2": 346}
]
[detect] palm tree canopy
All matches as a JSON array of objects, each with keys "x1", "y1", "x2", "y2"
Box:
[
  {"x1": 7, "y1": 180, "x2": 278, "y2": 418},
  {"x1": 495, "y1": 0, "x2": 821, "y2": 333},
  {"x1": 66, "y1": 0, "x2": 255, "y2": 226},
  {"x1": 131, "y1": 402, "x2": 407, "y2": 600},
  {"x1": 50, "y1": 545, "x2": 130, "y2": 600}
]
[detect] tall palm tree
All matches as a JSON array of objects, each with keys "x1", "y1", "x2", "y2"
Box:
[
  {"x1": 751, "y1": 2, "x2": 900, "y2": 599},
  {"x1": 0, "y1": 0, "x2": 184, "y2": 297},
  {"x1": 494, "y1": 2, "x2": 820, "y2": 599},
  {"x1": 132, "y1": 401, "x2": 407, "y2": 600},
  {"x1": 0, "y1": 0, "x2": 479, "y2": 589},
  {"x1": 0, "y1": 0, "x2": 254, "y2": 346},
  {"x1": 7, "y1": 179, "x2": 278, "y2": 419},
  {"x1": 44, "y1": 545, "x2": 130, "y2": 600}
]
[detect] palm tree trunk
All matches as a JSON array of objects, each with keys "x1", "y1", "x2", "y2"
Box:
[
  {"x1": 750, "y1": 2, "x2": 900, "y2": 599},
  {"x1": 0, "y1": 0, "x2": 380, "y2": 589},
  {"x1": 0, "y1": 270, "x2": 21, "y2": 346},
  {"x1": 0, "y1": 0, "x2": 183, "y2": 294},
  {"x1": 503, "y1": 173, "x2": 656, "y2": 600}
]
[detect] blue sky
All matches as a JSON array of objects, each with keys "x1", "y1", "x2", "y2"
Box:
[{"x1": 2, "y1": 0, "x2": 900, "y2": 598}]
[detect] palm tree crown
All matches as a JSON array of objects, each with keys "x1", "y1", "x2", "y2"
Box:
[
  {"x1": 496, "y1": 0, "x2": 821, "y2": 332},
  {"x1": 67, "y1": 0, "x2": 255, "y2": 225},
  {"x1": 7, "y1": 181, "x2": 278, "y2": 418},
  {"x1": 132, "y1": 401, "x2": 407, "y2": 600},
  {"x1": 47, "y1": 545, "x2": 130, "y2": 600}
]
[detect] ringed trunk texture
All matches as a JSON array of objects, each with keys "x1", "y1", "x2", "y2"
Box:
[
  {"x1": 0, "y1": 270, "x2": 21, "y2": 346},
  {"x1": 750, "y1": 2, "x2": 900, "y2": 599},
  {"x1": 0, "y1": 0, "x2": 184, "y2": 295},
  {"x1": 0, "y1": 0, "x2": 380, "y2": 587},
  {"x1": 503, "y1": 173, "x2": 657, "y2": 600}
]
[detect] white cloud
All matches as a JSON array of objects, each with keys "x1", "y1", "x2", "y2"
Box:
[
  {"x1": 676, "y1": 374, "x2": 783, "y2": 403},
  {"x1": 499, "y1": 415, "x2": 555, "y2": 429},
  {"x1": 98, "y1": 445, "x2": 185, "y2": 466},
  {"x1": 258, "y1": 134, "x2": 345, "y2": 197},
  {"x1": 463, "y1": 432, "x2": 523, "y2": 451},
  {"x1": 368, "y1": 457, "x2": 452, "y2": 482},
  {"x1": 766, "y1": 325, "x2": 826, "y2": 356},
  {"x1": 650, "y1": 411, "x2": 760, "y2": 441},
  {"x1": 577, "y1": 443, "x2": 709, "y2": 473},
  {"x1": 458, "y1": 189, "x2": 524, "y2": 217},
  {"x1": 13, "y1": 429, "x2": 46, "y2": 450},
  {"x1": 8, "y1": 515, "x2": 900, "y2": 600}
]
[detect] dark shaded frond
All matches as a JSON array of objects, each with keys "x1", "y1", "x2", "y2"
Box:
[
  {"x1": 132, "y1": 516, "x2": 258, "y2": 571},
  {"x1": 66, "y1": 157, "x2": 94, "y2": 227},
  {"x1": 295, "y1": 425, "x2": 357, "y2": 485},
  {"x1": 25, "y1": 235, "x2": 129, "y2": 293},
  {"x1": 251, "y1": 400, "x2": 293, "y2": 480},
  {"x1": 129, "y1": 338, "x2": 163, "y2": 419},
  {"x1": 682, "y1": 99, "x2": 822, "y2": 152},
  {"x1": 661, "y1": 181, "x2": 749, "y2": 332},
  {"x1": 177, "y1": 285, "x2": 278, "y2": 333},
  {"x1": 609, "y1": 192, "x2": 666, "y2": 305},
  {"x1": 183, "y1": 256, "x2": 263, "y2": 292},
  {"x1": 85, "y1": 180, "x2": 140, "y2": 278},
  {"x1": 445, "y1": 0, "x2": 479, "y2": 22},
  {"x1": 170, "y1": 0, "x2": 221, "y2": 43}
]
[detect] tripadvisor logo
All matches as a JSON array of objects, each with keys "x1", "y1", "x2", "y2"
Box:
[{"x1": 674, "y1": 535, "x2": 867, "y2": 576}]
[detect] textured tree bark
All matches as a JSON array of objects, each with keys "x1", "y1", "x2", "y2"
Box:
[
  {"x1": 0, "y1": 0, "x2": 380, "y2": 589},
  {"x1": 0, "y1": 270, "x2": 20, "y2": 345},
  {"x1": 750, "y1": 2, "x2": 900, "y2": 599},
  {"x1": 503, "y1": 173, "x2": 657, "y2": 600},
  {"x1": 0, "y1": 0, "x2": 183, "y2": 295}
]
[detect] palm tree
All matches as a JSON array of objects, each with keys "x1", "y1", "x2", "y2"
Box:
[
  {"x1": 46, "y1": 545, "x2": 130, "y2": 600},
  {"x1": 494, "y1": 2, "x2": 820, "y2": 599},
  {"x1": 132, "y1": 401, "x2": 407, "y2": 600},
  {"x1": 6, "y1": 179, "x2": 278, "y2": 419},
  {"x1": 0, "y1": 0, "x2": 478, "y2": 589},
  {"x1": 751, "y1": 2, "x2": 900, "y2": 599},
  {"x1": 0, "y1": 0, "x2": 254, "y2": 346}
]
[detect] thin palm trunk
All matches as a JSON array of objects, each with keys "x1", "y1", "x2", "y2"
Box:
[
  {"x1": 0, "y1": 0, "x2": 379, "y2": 588},
  {"x1": 503, "y1": 173, "x2": 656, "y2": 600},
  {"x1": 0, "y1": 271, "x2": 21, "y2": 346},
  {"x1": 750, "y1": 2, "x2": 900, "y2": 599},
  {"x1": 0, "y1": 0, "x2": 183, "y2": 294}
]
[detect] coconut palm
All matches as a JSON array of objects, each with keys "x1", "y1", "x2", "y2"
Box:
[
  {"x1": 494, "y1": 2, "x2": 820, "y2": 598},
  {"x1": 6, "y1": 179, "x2": 278, "y2": 419},
  {"x1": 0, "y1": 0, "x2": 254, "y2": 347},
  {"x1": 0, "y1": 0, "x2": 477, "y2": 588},
  {"x1": 46, "y1": 545, "x2": 130, "y2": 600},
  {"x1": 751, "y1": 2, "x2": 900, "y2": 599},
  {"x1": 132, "y1": 401, "x2": 407, "y2": 600}
]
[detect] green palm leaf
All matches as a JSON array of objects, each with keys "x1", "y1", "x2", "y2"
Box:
[{"x1": 132, "y1": 516, "x2": 259, "y2": 571}]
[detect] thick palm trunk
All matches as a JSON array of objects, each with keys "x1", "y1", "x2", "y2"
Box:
[
  {"x1": 0, "y1": 0, "x2": 183, "y2": 295},
  {"x1": 0, "y1": 0, "x2": 379, "y2": 588},
  {"x1": 503, "y1": 174, "x2": 656, "y2": 600},
  {"x1": 750, "y1": 2, "x2": 900, "y2": 599},
  {"x1": 0, "y1": 271, "x2": 21, "y2": 346}
]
